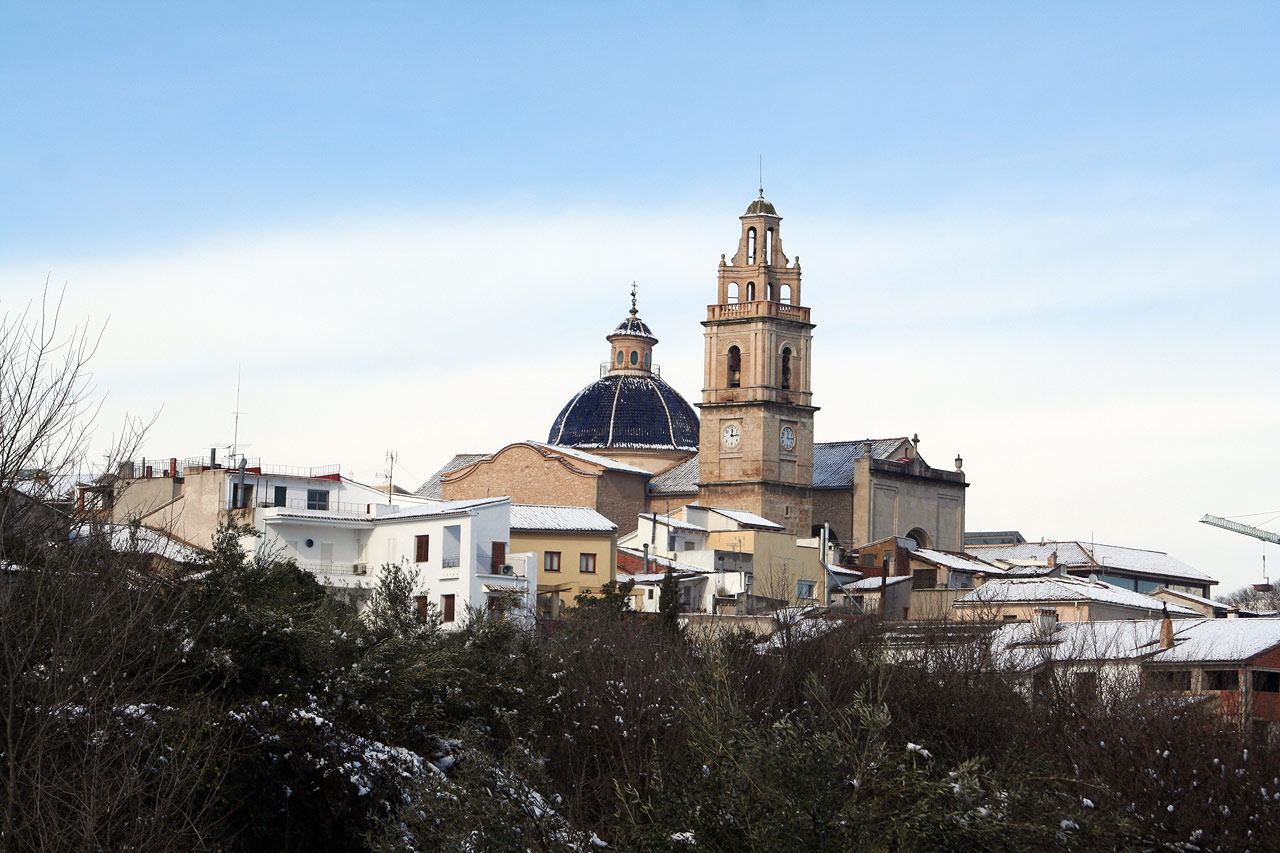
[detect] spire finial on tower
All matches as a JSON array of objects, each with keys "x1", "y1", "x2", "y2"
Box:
[
  {"x1": 758, "y1": 154, "x2": 764, "y2": 197},
  {"x1": 629, "y1": 281, "x2": 638, "y2": 317}
]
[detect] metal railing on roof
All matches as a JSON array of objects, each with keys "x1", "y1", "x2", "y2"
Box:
[{"x1": 599, "y1": 362, "x2": 662, "y2": 378}]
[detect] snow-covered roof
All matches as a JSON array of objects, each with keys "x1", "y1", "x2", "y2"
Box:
[
  {"x1": 695, "y1": 506, "x2": 784, "y2": 531},
  {"x1": 1148, "y1": 619, "x2": 1280, "y2": 664},
  {"x1": 989, "y1": 620, "x2": 1164, "y2": 669},
  {"x1": 956, "y1": 576, "x2": 1199, "y2": 615},
  {"x1": 1151, "y1": 588, "x2": 1235, "y2": 612},
  {"x1": 812, "y1": 439, "x2": 911, "y2": 489},
  {"x1": 844, "y1": 575, "x2": 912, "y2": 591},
  {"x1": 414, "y1": 454, "x2": 489, "y2": 500},
  {"x1": 71, "y1": 523, "x2": 204, "y2": 563},
  {"x1": 913, "y1": 548, "x2": 1005, "y2": 575},
  {"x1": 639, "y1": 512, "x2": 707, "y2": 533},
  {"x1": 648, "y1": 454, "x2": 699, "y2": 494},
  {"x1": 991, "y1": 618, "x2": 1280, "y2": 669},
  {"x1": 965, "y1": 541, "x2": 1215, "y2": 585},
  {"x1": 527, "y1": 442, "x2": 651, "y2": 475},
  {"x1": 510, "y1": 504, "x2": 616, "y2": 534}
]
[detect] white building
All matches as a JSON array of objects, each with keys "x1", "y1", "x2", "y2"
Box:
[{"x1": 255, "y1": 496, "x2": 535, "y2": 628}]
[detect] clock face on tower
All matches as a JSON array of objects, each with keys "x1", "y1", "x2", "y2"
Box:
[
  {"x1": 780, "y1": 425, "x2": 796, "y2": 451},
  {"x1": 722, "y1": 423, "x2": 741, "y2": 449}
]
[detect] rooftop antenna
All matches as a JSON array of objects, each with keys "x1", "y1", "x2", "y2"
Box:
[
  {"x1": 384, "y1": 450, "x2": 397, "y2": 505},
  {"x1": 231, "y1": 365, "x2": 246, "y2": 462}
]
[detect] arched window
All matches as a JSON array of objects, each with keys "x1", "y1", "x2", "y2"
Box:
[
  {"x1": 780, "y1": 347, "x2": 792, "y2": 390},
  {"x1": 746, "y1": 281, "x2": 756, "y2": 301},
  {"x1": 747, "y1": 228, "x2": 757, "y2": 264},
  {"x1": 906, "y1": 528, "x2": 930, "y2": 549},
  {"x1": 616, "y1": 351, "x2": 624, "y2": 365},
  {"x1": 767, "y1": 281, "x2": 777, "y2": 302},
  {"x1": 780, "y1": 283, "x2": 792, "y2": 304},
  {"x1": 727, "y1": 346, "x2": 741, "y2": 388},
  {"x1": 727, "y1": 282, "x2": 740, "y2": 303},
  {"x1": 766, "y1": 228, "x2": 774, "y2": 264},
  {"x1": 630, "y1": 350, "x2": 639, "y2": 365}
]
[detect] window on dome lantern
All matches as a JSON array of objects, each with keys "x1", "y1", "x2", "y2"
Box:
[
  {"x1": 747, "y1": 228, "x2": 756, "y2": 264},
  {"x1": 644, "y1": 352, "x2": 651, "y2": 369},
  {"x1": 728, "y1": 346, "x2": 741, "y2": 388},
  {"x1": 616, "y1": 351, "x2": 624, "y2": 365},
  {"x1": 765, "y1": 228, "x2": 773, "y2": 264},
  {"x1": 781, "y1": 347, "x2": 792, "y2": 390},
  {"x1": 630, "y1": 350, "x2": 639, "y2": 365}
]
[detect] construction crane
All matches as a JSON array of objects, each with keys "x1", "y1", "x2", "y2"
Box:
[{"x1": 1200, "y1": 514, "x2": 1280, "y2": 546}]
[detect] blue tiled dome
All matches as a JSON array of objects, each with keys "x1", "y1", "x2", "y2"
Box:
[
  {"x1": 611, "y1": 315, "x2": 655, "y2": 339},
  {"x1": 548, "y1": 374, "x2": 699, "y2": 452}
]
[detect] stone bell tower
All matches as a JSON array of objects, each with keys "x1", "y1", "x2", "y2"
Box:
[{"x1": 696, "y1": 191, "x2": 817, "y2": 536}]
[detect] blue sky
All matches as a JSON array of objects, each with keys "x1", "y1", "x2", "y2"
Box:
[{"x1": 2, "y1": 2, "x2": 1278, "y2": 589}]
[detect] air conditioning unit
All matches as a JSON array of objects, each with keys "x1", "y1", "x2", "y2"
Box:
[
  {"x1": 500, "y1": 564, "x2": 515, "y2": 576},
  {"x1": 353, "y1": 563, "x2": 368, "y2": 575}
]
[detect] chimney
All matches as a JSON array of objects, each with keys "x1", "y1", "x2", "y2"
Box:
[
  {"x1": 169, "y1": 457, "x2": 177, "y2": 477},
  {"x1": 210, "y1": 447, "x2": 218, "y2": 468},
  {"x1": 1159, "y1": 603, "x2": 1174, "y2": 650},
  {"x1": 1047, "y1": 550, "x2": 1057, "y2": 569},
  {"x1": 1032, "y1": 607, "x2": 1058, "y2": 637}
]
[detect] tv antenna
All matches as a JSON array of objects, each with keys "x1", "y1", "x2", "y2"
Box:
[
  {"x1": 231, "y1": 365, "x2": 247, "y2": 460},
  {"x1": 383, "y1": 450, "x2": 397, "y2": 505}
]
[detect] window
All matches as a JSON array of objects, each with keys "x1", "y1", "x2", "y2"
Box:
[
  {"x1": 746, "y1": 281, "x2": 755, "y2": 301},
  {"x1": 765, "y1": 228, "x2": 773, "y2": 264},
  {"x1": 727, "y1": 346, "x2": 741, "y2": 388},
  {"x1": 1206, "y1": 670, "x2": 1239, "y2": 691},
  {"x1": 780, "y1": 347, "x2": 792, "y2": 390},
  {"x1": 616, "y1": 351, "x2": 623, "y2": 364},
  {"x1": 545, "y1": 551, "x2": 561, "y2": 572},
  {"x1": 644, "y1": 352, "x2": 651, "y2": 369},
  {"x1": 630, "y1": 350, "x2": 638, "y2": 365},
  {"x1": 747, "y1": 227, "x2": 756, "y2": 263},
  {"x1": 647, "y1": 589, "x2": 654, "y2": 599},
  {"x1": 306, "y1": 489, "x2": 329, "y2": 511},
  {"x1": 442, "y1": 524, "x2": 461, "y2": 568},
  {"x1": 231, "y1": 483, "x2": 253, "y2": 509},
  {"x1": 727, "y1": 282, "x2": 740, "y2": 303},
  {"x1": 273, "y1": 485, "x2": 287, "y2": 507},
  {"x1": 911, "y1": 568, "x2": 938, "y2": 590},
  {"x1": 1144, "y1": 670, "x2": 1192, "y2": 691},
  {"x1": 797, "y1": 580, "x2": 816, "y2": 599},
  {"x1": 414, "y1": 534, "x2": 430, "y2": 563},
  {"x1": 491, "y1": 541, "x2": 506, "y2": 573},
  {"x1": 1254, "y1": 671, "x2": 1280, "y2": 693},
  {"x1": 441, "y1": 594, "x2": 456, "y2": 623},
  {"x1": 580, "y1": 553, "x2": 597, "y2": 574},
  {"x1": 1073, "y1": 671, "x2": 1098, "y2": 699}
]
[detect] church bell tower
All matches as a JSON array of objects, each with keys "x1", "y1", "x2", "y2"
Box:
[{"x1": 696, "y1": 191, "x2": 817, "y2": 536}]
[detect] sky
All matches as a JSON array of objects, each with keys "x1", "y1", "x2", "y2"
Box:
[{"x1": 2, "y1": 2, "x2": 1278, "y2": 591}]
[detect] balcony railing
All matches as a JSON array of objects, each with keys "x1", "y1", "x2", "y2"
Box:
[
  {"x1": 297, "y1": 561, "x2": 368, "y2": 577},
  {"x1": 284, "y1": 498, "x2": 373, "y2": 516},
  {"x1": 706, "y1": 301, "x2": 810, "y2": 323},
  {"x1": 442, "y1": 556, "x2": 461, "y2": 568}
]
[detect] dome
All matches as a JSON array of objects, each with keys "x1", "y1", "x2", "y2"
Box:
[
  {"x1": 610, "y1": 315, "x2": 655, "y2": 340},
  {"x1": 548, "y1": 373, "x2": 699, "y2": 452},
  {"x1": 744, "y1": 195, "x2": 778, "y2": 216}
]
